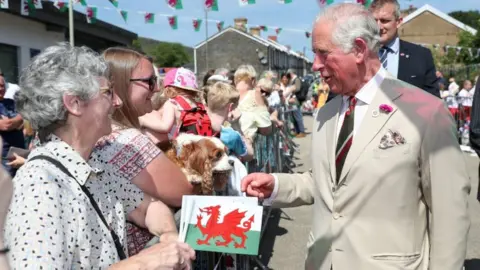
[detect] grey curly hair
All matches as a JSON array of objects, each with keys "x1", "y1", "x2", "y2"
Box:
[{"x1": 16, "y1": 43, "x2": 109, "y2": 138}]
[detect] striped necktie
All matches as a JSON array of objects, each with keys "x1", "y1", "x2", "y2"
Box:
[
  {"x1": 379, "y1": 46, "x2": 389, "y2": 69},
  {"x1": 335, "y1": 97, "x2": 357, "y2": 183}
]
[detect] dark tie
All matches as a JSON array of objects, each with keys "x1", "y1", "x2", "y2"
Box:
[
  {"x1": 379, "y1": 46, "x2": 389, "y2": 69},
  {"x1": 335, "y1": 97, "x2": 357, "y2": 183}
]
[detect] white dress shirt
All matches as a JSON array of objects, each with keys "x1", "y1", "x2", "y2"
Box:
[
  {"x1": 265, "y1": 67, "x2": 387, "y2": 204},
  {"x1": 383, "y1": 37, "x2": 400, "y2": 78},
  {"x1": 4, "y1": 82, "x2": 20, "y2": 100}
]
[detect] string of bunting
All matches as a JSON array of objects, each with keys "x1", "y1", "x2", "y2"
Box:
[
  {"x1": 0, "y1": 0, "x2": 313, "y2": 38},
  {"x1": 419, "y1": 43, "x2": 480, "y2": 59}
]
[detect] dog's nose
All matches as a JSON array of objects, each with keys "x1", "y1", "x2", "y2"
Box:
[{"x1": 228, "y1": 160, "x2": 234, "y2": 166}]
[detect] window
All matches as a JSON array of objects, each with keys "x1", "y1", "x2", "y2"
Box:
[
  {"x1": 0, "y1": 43, "x2": 19, "y2": 84},
  {"x1": 30, "y1": 49, "x2": 41, "y2": 59}
]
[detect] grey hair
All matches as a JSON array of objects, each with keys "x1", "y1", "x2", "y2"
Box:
[
  {"x1": 370, "y1": 0, "x2": 401, "y2": 19},
  {"x1": 316, "y1": 3, "x2": 381, "y2": 53},
  {"x1": 16, "y1": 42, "x2": 109, "y2": 134}
]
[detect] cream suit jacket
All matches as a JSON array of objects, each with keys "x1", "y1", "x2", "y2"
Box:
[{"x1": 271, "y1": 76, "x2": 470, "y2": 270}]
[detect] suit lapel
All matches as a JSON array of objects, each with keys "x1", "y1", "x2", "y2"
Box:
[
  {"x1": 398, "y1": 40, "x2": 408, "y2": 81},
  {"x1": 338, "y1": 78, "x2": 403, "y2": 184},
  {"x1": 325, "y1": 96, "x2": 342, "y2": 184}
]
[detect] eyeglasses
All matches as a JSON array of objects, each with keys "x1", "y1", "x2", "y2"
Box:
[
  {"x1": 130, "y1": 75, "x2": 158, "y2": 91},
  {"x1": 99, "y1": 85, "x2": 114, "y2": 99}
]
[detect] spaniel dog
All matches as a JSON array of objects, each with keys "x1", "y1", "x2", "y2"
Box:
[{"x1": 158, "y1": 133, "x2": 233, "y2": 195}]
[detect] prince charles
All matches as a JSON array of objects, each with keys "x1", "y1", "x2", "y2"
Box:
[{"x1": 242, "y1": 3, "x2": 470, "y2": 270}]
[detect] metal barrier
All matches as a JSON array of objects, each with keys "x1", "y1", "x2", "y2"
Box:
[{"x1": 193, "y1": 106, "x2": 298, "y2": 270}]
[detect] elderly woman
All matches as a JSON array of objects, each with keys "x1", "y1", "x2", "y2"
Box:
[{"x1": 4, "y1": 44, "x2": 194, "y2": 269}]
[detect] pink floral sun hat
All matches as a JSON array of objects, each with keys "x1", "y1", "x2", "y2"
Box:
[{"x1": 163, "y1": 67, "x2": 201, "y2": 92}]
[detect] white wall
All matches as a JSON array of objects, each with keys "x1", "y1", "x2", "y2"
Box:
[{"x1": 0, "y1": 12, "x2": 64, "y2": 72}]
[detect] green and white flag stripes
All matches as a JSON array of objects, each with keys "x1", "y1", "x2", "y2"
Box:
[
  {"x1": 239, "y1": 0, "x2": 255, "y2": 6},
  {"x1": 0, "y1": 0, "x2": 8, "y2": 9},
  {"x1": 179, "y1": 196, "x2": 263, "y2": 256}
]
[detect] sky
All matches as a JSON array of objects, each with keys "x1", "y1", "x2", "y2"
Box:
[{"x1": 69, "y1": 0, "x2": 479, "y2": 60}]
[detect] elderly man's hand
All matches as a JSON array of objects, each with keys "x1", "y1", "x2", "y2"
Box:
[{"x1": 135, "y1": 241, "x2": 196, "y2": 270}]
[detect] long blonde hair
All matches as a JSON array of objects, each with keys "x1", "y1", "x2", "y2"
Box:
[{"x1": 102, "y1": 47, "x2": 147, "y2": 129}]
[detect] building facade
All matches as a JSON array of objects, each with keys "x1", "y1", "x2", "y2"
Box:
[{"x1": 0, "y1": 1, "x2": 137, "y2": 83}]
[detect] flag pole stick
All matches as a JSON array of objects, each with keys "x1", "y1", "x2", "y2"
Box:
[
  {"x1": 205, "y1": 7, "x2": 209, "y2": 71},
  {"x1": 68, "y1": 0, "x2": 74, "y2": 46}
]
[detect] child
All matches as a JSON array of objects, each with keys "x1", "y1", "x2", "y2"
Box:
[
  {"x1": 140, "y1": 67, "x2": 215, "y2": 139},
  {"x1": 206, "y1": 81, "x2": 253, "y2": 161}
]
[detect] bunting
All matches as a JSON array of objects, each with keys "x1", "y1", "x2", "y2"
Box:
[
  {"x1": 166, "y1": 0, "x2": 183, "y2": 10},
  {"x1": 275, "y1": 28, "x2": 282, "y2": 35},
  {"x1": 319, "y1": 0, "x2": 334, "y2": 6},
  {"x1": 120, "y1": 10, "x2": 128, "y2": 22},
  {"x1": 54, "y1": 0, "x2": 68, "y2": 12},
  {"x1": 239, "y1": 0, "x2": 255, "y2": 6},
  {"x1": 21, "y1": 0, "x2": 42, "y2": 16},
  {"x1": 108, "y1": 0, "x2": 118, "y2": 8},
  {"x1": 0, "y1": 0, "x2": 8, "y2": 9},
  {"x1": 86, "y1": 6, "x2": 97, "y2": 23},
  {"x1": 193, "y1": 19, "x2": 202, "y2": 32},
  {"x1": 260, "y1": 25, "x2": 268, "y2": 32},
  {"x1": 145, "y1": 13, "x2": 155, "y2": 23},
  {"x1": 216, "y1": 21, "x2": 224, "y2": 32},
  {"x1": 278, "y1": 0, "x2": 293, "y2": 3},
  {"x1": 205, "y1": 0, "x2": 219, "y2": 11},
  {"x1": 357, "y1": 0, "x2": 372, "y2": 7},
  {"x1": 168, "y1": 15, "x2": 178, "y2": 30},
  {"x1": 75, "y1": 0, "x2": 87, "y2": 6},
  {"x1": 305, "y1": 32, "x2": 311, "y2": 38}
]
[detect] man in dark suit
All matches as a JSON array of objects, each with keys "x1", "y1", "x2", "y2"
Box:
[
  {"x1": 370, "y1": 0, "x2": 440, "y2": 98},
  {"x1": 469, "y1": 77, "x2": 480, "y2": 201}
]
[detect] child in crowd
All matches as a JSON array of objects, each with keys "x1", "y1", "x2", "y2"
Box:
[
  {"x1": 458, "y1": 80, "x2": 475, "y2": 120},
  {"x1": 206, "y1": 81, "x2": 253, "y2": 161},
  {"x1": 139, "y1": 67, "x2": 214, "y2": 140}
]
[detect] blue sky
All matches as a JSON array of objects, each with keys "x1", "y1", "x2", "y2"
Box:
[{"x1": 71, "y1": 0, "x2": 479, "y2": 59}]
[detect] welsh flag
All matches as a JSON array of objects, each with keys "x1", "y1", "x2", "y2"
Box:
[
  {"x1": 108, "y1": 0, "x2": 118, "y2": 8},
  {"x1": 166, "y1": 0, "x2": 183, "y2": 10},
  {"x1": 119, "y1": 10, "x2": 128, "y2": 22},
  {"x1": 239, "y1": 0, "x2": 255, "y2": 6},
  {"x1": 168, "y1": 15, "x2": 178, "y2": 30},
  {"x1": 145, "y1": 13, "x2": 155, "y2": 24},
  {"x1": 357, "y1": 0, "x2": 371, "y2": 7},
  {"x1": 193, "y1": 19, "x2": 202, "y2": 32},
  {"x1": 54, "y1": 1, "x2": 68, "y2": 12},
  {"x1": 275, "y1": 28, "x2": 282, "y2": 35},
  {"x1": 216, "y1": 21, "x2": 224, "y2": 32},
  {"x1": 305, "y1": 31, "x2": 311, "y2": 38},
  {"x1": 319, "y1": 0, "x2": 334, "y2": 6},
  {"x1": 86, "y1": 6, "x2": 97, "y2": 24},
  {"x1": 75, "y1": 0, "x2": 87, "y2": 6},
  {"x1": 260, "y1": 25, "x2": 268, "y2": 32},
  {"x1": 21, "y1": 0, "x2": 42, "y2": 16},
  {"x1": 0, "y1": 0, "x2": 8, "y2": 9},
  {"x1": 278, "y1": 0, "x2": 293, "y2": 3},
  {"x1": 180, "y1": 196, "x2": 263, "y2": 256},
  {"x1": 205, "y1": 0, "x2": 218, "y2": 11}
]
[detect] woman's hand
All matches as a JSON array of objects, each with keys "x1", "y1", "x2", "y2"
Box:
[
  {"x1": 138, "y1": 241, "x2": 195, "y2": 270},
  {"x1": 6, "y1": 153, "x2": 25, "y2": 168}
]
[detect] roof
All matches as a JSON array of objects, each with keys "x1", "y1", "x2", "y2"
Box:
[
  {"x1": 194, "y1": 26, "x2": 312, "y2": 63},
  {"x1": 402, "y1": 4, "x2": 477, "y2": 35}
]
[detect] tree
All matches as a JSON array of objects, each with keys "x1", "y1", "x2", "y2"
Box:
[
  {"x1": 449, "y1": 10, "x2": 480, "y2": 29},
  {"x1": 131, "y1": 39, "x2": 143, "y2": 52},
  {"x1": 149, "y1": 42, "x2": 191, "y2": 67}
]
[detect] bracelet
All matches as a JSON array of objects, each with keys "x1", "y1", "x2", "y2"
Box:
[{"x1": 0, "y1": 247, "x2": 9, "y2": 254}]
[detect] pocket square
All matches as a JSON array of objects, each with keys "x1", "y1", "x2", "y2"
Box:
[{"x1": 379, "y1": 130, "x2": 406, "y2": 149}]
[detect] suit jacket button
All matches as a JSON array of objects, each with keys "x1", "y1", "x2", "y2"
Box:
[{"x1": 333, "y1": 212, "x2": 341, "y2": 219}]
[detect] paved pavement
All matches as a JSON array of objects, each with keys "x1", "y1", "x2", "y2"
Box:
[{"x1": 258, "y1": 115, "x2": 480, "y2": 270}]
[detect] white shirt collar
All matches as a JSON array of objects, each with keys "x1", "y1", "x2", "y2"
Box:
[
  {"x1": 343, "y1": 67, "x2": 386, "y2": 105},
  {"x1": 385, "y1": 36, "x2": 400, "y2": 54}
]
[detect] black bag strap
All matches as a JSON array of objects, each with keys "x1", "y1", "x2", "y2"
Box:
[{"x1": 29, "y1": 155, "x2": 127, "y2": 260}]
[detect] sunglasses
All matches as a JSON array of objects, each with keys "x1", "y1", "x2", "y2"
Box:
[
  {"x1": 260, "y1": 89, "x2": 271, "y2": 97},
  {"x1": 130, "y1": 75, "x2": 158, "y2": 91}
]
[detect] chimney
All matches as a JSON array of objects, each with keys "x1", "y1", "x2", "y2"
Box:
[
  {"x1": 268, "y1": 35, "x2": 277, "y2": 42},
  {"x1": 234, "y1": 17, "x2": 248, "y2": 32},
  {"x1": 249, "y1": 27, "x2": 261, "y2": 37}
]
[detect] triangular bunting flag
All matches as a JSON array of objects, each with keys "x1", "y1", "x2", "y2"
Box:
[
  {"x1": 278, "y1": 0, "x2": 293, "y2": 3},
  {"x1": 356, "y1": 0, "x2": 371, "y2": 7},
  {"x1": 75, "y1": 0, "x2": 87, "y2": 6},
  {"x1": 0, "y1": 0, "x2": 8, "y2": 9},
  {"x1": 86, "y1": 6, "x2": 97, "y2": 24},
  {"x1": 319, "y1": 0, "x2": 334, "y2": 6},
  {"x1": 275, "y1": 28, "x2": 282, "y2": 35},
  {"x1": 216, "y1": 21, "x2": 224, "y2": 32},
  {"x1": 108, "y1": 0, "x2": 118, "y2": 8},
  {"x1": 120, "y1": 10, "x2": 128, "y2": 22},
  {"x1": 260, "y1": 25, "x2": 268, "y2": 32},
  {"x1": 21, "y1": 0, "x2": 42, "y2": 16},
  {"x1": 54, "y1": 1, "x2": 68, "y2": 12},
  {"x1": 205, "y1": 0, "x2": 219, "y2": 11},
  {"x1": 145, "y1": 13, "x2": 155, "y2": 24},
  {"x1": 305, "y1": 32, "x2": 311, "y2": 38},
  {"x1": 168, "y1": 15, "x2": 178, "y2": 30},
  {"x1": 166, "y1": 0, "x2": 183, "y2": 10},
  {"x1": 193, "y1": 19, "x2": 202, "y2": 32},
  {"x1": 239, "y1": 0, "x2": 255, "y2": 6}
]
